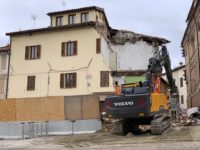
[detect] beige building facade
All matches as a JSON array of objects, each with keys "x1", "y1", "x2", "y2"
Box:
[{"x1": 6, "y1": 6, "x2": 168, "y2": 99}]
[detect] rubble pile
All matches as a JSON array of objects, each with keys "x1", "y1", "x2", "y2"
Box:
[
  {"x1": 102, "y1": 117, "x2": 119, "y2": 132},
  {"x1": 178, "y1": 107, "x2": 200, "y2": 126}
]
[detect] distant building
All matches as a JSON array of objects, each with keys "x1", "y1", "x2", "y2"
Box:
[
  {"x1": 162, "y1": 64, "x2": 187, "y2": 109},
  {"x1": 181, "y1": 0, "x2": 200, "y2": 108},
  {"x1": 0, "y1": 44, "x2": 10, "y2": 99}
]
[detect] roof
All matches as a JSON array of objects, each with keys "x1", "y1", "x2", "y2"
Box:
[
  {"x1": 0, "y1": 44, "x2": 10, "y2": 53},
  {"x1": 6, "y1": 22, "x2": 96, "y2": 36},
  {"x1": 181, "y1": 0, "x2": 199, "y2": 46},
  {"x1": 172, "y1": 64, "x2": 185, "y2": 72},
  {"x1": 110, "y1": 29, "x2": 169, "y2": 45},
  {"x1": 162, "y1": 64, "x2": 185, "y2": 76},
  {"x1": 47, "y1": 6, "x2": 104, "y2": 16},
  {"x1": 6, "y1": 6, "x2": 168, "y2": 44},
  {"x1": 47, "y1": 6, "x2": 110, "y2": 29}
]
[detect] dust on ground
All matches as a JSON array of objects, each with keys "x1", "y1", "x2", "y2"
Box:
[{"x1": 0, "y1": 126, "x2": 200, "y2": 149}]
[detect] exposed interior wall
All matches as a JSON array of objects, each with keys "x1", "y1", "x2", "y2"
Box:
[{"x1": 111, "y1": 41, "x2": 155, "y2": 70}]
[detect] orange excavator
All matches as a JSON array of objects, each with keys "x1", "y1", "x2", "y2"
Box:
[{"x1": 105, "y1": 45, "x2": 179, "y2": 135}]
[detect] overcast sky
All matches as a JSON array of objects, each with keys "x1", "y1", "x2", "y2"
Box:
[{"x1": 0, "y1": 0, "x2": 191, "y2": 68}]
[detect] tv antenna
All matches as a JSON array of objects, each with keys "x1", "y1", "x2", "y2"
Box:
[
  {"x1": 62, "y1": 1, "x2": 66, "y2": 9},
  {"x1": 31, "y1": 14, "x2": 38, "y2": 29}
]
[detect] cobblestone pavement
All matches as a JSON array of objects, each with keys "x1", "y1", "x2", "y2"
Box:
[{"x1": 0, "y1": 126, "x2": 200, "y2": 149}]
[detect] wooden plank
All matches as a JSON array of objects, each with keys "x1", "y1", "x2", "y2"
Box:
[
  {"x1": 64, "y1": 96, "x2": 82, "y2": 120},
  {"x1": 82, "y1": 95, "x2": 100, "y2": 119}
]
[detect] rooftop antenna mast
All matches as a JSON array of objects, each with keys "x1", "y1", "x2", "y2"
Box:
[
  {"x1": 31, "y1": 14, "x2": 38, "y2": 29},
  {"x1": 62, "y1": 1, "x2": 66, "y2": 9}
]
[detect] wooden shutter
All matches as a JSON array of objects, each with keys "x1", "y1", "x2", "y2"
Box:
[
  {"x1": 37, "y1": 45, "x2": 41, "y2": 59},
  {"x1": 105, "y1": 71, "x2": 109, "y2": 87},
  {"x1": 72, "y1": 73, "x2": 77, "y2": 88},
  {"x1": 73, "y1": 41, "x2": 77, "y2": 55},
  {"x1": 100, "y1": 71, "x2": 109, "y2": 87},
  {"x1": 60, "y1": 73, "x2": 64, "y2": 88},
  {"x1": 96, "y1": 38, "x2": 101, "y2": 54},
  {"x1": 61, "y1": 42, "x2": 66, "y2": 56},
  {"x1": 25, "y1": 46, "x2": 29, "y2": 60},
  {"x1": 27, "y1": 76, "x2": 35, "y2": 91}
]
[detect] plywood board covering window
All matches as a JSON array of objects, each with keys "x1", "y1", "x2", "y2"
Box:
[
  {"x1": 25, "y1": 45, "x2": 41, "y2": 60},
  {"x1": 27, "y1": 76, "x2": 35, "y2": 91},
  {"x1": 61, "y1": 41, "x2": 77, "y2": 56},
  {"x1": 100, "y1": 71, "x2": 109, "y2": 87},
  {"x1": 60, "y1": 73, "x2": 77, "y2": 88}
]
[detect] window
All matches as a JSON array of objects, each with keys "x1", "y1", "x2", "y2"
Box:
[
  {"x1": 100, "y1": 71, "x2": 109, "y2": 87},
  {"x1": 81, "y1": 12, "x2": 89, "y2": 23},
  {"x1": 27, "y1": 76, "x2": 35, "y2": 91},
  {"x1": 180, "y1": 77, "x2": 183, "y2": 87},
  {"x1": 96, "y1": 38, "x2": 101, "y2": 54},
  {"x1": 60, "y1": 73, "x2": 77, "y2": 88},
  {"x1": 56, "y1": 16, "x2": 63, "y2": 26},
  {"x1": 181, "y1": 95, "x2": 184, "y2": 104},
  {"x1": 0, "y1": 54, "x2": 7, "y2": 70},
  {"x1": 68, "y1": 14, "x2": 76, "y2": 25},
  {"x1": 25, "y1": 45, "x2": 41, "y2": 60},
  {"x1": 61, "y1": 41, "x2": 77, "y2": 56}
]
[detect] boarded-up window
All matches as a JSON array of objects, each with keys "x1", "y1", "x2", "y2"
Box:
[
  {"x1": 60, "y1": 73, "x2": 77, "y2": 88},
  {"x1": 25, "y1": 45, "x2": 41, "y2": 60},
  {"x1": 96, "y1": 38, "x2": 101, "y2": 54},
  {"x1": 27, "y1": 76, "x2": 35, "y2": 91},
  {"x1": 100, "y1": 71, "x2": 109, "y2": 87},
  {"x1": 61, "y1": 41, "x2": 77, "y2": 56}
]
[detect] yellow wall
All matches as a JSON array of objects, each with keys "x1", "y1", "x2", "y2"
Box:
[
  {"x1": 51, "y1": 10, "x2": 104, "y2": 27},
  {"x1": 9, "y1": 27, "x2": 114, "y2": 98}
]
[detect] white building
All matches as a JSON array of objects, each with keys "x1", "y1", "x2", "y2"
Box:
[{"x1": 163, "y1": 64, "x2": 187, "y2": 109}]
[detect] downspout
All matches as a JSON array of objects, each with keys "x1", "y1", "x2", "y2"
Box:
[{"x1": 5, "y1": 39, "x2": 11, "y2": 99}]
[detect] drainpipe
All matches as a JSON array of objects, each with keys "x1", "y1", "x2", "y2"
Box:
[{"x1": 5, "y1": 39, "x2": 11, "y2": 99}]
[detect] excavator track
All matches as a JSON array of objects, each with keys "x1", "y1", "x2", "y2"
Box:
[{"x1": 151, "y1": 115, "x2": 170, "y2": 135}]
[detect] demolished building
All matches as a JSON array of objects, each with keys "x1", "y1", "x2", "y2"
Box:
[{"x1": 2, "y1": 6, "x2": 169, "y2": 137}]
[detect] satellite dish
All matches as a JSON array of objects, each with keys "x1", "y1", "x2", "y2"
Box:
[{"x1": 31, "y1": 14, "x2": 38, "y2": 28}]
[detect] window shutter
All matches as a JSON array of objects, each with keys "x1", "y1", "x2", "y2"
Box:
[
  {"x1": 96, "y1": 38, "x2": 101, "y2": 54},
  {"x1": 100, "y1": 71, "x2": 109, "y2": 87},
  {"x1": 61, "y1": 42, "x2": 66, "y2": 56},
  {"x1": 25, "y1": 46, "x2": 29, "y2": 60},
  {"x1": 60, "y1": 73, "x2": 64, "y2": 88},
  {"x1": 105, "y1": 71, "x2": 109, "y2": 87},
  {"x1": 73, "y1": 41, "x2": 77, "y2": 55},
  {"x1": 73, "y1": 73, "x2": 77, "y2": 87},
  {"x1": 27, "y1": 76, "x2": 35, "y2": 91},
  {"x1": 100, "y1": 71, "x2": 103, "y2": 87},
  {"x1": 37, "y1": 45, "x2": 41, "y2": 59}
]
